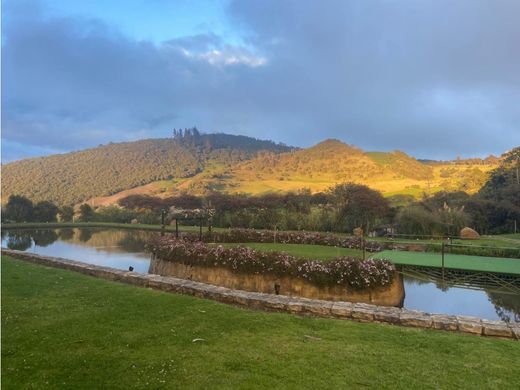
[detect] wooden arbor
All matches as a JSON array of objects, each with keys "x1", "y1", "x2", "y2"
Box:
[{"x1": 164, "y1": 206, "x2": 215, "y2": 239}]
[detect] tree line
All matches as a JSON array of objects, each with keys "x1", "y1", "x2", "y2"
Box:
[{"x1": 3, "y1": 147, "x2": 518, "y2": 235}]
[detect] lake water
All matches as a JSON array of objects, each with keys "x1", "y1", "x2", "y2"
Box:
[{"x1": 2, "y1": 227, "x2": 519, "y2": 322}]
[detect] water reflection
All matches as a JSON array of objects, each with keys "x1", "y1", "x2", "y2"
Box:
[
  {"x1": 32, "y1": 229, "x2": 59, "y2": 247},
  {"x1": 2, "y1": 228, "x2": 519, "y2": 322},
  {"x1": 5, "y1": 231, "x2": 33, "y2": 251},
  {"x1": 2, "y1": 228, "x2": 155, "y2": 273}
]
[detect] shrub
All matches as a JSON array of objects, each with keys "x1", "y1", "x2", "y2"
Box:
[{"x1": 147, "y1": 237, "x2": 395, "y2": 290}]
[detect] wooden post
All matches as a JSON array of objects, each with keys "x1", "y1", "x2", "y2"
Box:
[
  {"x1": 161, "y1": 209, "x2": 166, "y2": 236},
  {"x1": 362, "y1": 235, "x2": 366, "y2": 260},
  {"x1": 441, "y1": 242, "x2": 445, "y2": 279},
  {"x1": 199, "y1": 217, "x2": 203, "y2": 241},
  {"x1": 175, "y1": 218, "x2": 179, "y2": 238}
]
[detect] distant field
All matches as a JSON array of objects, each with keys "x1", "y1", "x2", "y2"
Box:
[{"x1": 212, "y1": 243, "x2": 364, "y2": 260}]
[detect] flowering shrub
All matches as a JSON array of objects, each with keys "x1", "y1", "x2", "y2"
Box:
[
  {"x1": 184, "y1": 228, "x2": 382, "y2": 252},
  {"x1": 148, "y1": 236, "x2": 395, "y2": 290}
]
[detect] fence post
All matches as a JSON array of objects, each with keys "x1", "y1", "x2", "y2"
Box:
[
  {"x1": 441, "y1": 242, "x2": 445, "y2": 279},
  {"x1": 161, "y1": 209, "x2": 166, "y2": 236}
]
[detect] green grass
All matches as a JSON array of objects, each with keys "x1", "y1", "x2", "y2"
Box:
[
  {"x1": 373, "y1": 250, "x2": 520, "y2": 275},
  {"x1": 2, "y1": 256, "x2": 520, "y2": 389},
  {"x1": 214, "y1": 243, "x2": 364, "y2": 260}
]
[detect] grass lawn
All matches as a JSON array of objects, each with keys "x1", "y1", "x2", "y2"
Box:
[
  {"x1": 212, "y1": 243, "x2": 364, "y2": 260},
  {"x1": 2, "y1": 256, "x2": 520, "y2": 389}
]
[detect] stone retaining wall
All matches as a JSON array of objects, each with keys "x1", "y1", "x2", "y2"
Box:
[
  {"x1": 149, "y1": 256, "x2": 405, "y2": 307},
  {"x1": 2, "y1": 249, "x2": 518, "y2": 340}
]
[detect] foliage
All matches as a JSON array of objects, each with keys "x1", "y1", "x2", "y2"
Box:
[
  {"x1": 328, "y1": 183, "x2": 389, "y2": 232},
  {"x1": 4, "y1": 195, "x2": 33, "y2": 222},
  {"x1": 58, "y1": 206, "x2": 74, "y2": 222},
  {"x1": 78, "y1": 204, "x2": 95, "y2": 222},
  {"x1": 148, "y1": 237, "x2": 394, "y2": 289},
  {"x1": 32, "y1": 201, "x2": 59, "y2": 222}
]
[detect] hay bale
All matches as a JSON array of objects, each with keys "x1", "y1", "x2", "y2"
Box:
[
  {"x1": 460, "y1": 227, "x2": 480, "y2": 240},
  {"x1": 353, "y1": 227, "x2": 364, "y2": 237}
]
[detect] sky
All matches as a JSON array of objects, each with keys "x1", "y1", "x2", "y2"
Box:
[{"x1": 2, "y1": 0, "x2": 520, "y2": 162}]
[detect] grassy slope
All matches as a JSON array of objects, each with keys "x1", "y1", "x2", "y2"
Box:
[
  {"x1": 81, "y1": 140, "x2": 498, "y2": 205},
  {"x1": 2, "y1": 256, "x2": 520, "y2": 389}
]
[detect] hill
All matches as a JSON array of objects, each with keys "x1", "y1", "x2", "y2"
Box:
[
  {"x1": 162, "y1": 139, "x2": 496, "y2": 198},
  {"x1": 1, "y1": 131, "x2": 291, "y2": 205},
  {"x1": 2, "y1": 133, "x2": 502, "y2": 207}
]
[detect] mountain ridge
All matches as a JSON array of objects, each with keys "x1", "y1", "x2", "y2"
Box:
[{"x1": 1, "y1": 132, "x2": 502, "y2": 206}]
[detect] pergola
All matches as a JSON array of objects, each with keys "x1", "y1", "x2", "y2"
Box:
[{"x1": 162, "y1": 206, "x2": 216, "y2": 239}]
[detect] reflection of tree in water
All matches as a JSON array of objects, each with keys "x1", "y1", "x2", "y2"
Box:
[
  {"x1": 59, "y1": 228, "x2": 75, "y2": 240},
  {"x1": 487, "y1": 291, "x2": 520, "y2": 323},
  {"x1": 78, "y1": 229, "x2": 93, "y2": 242},
  {"x1": 117, "y1": 233, "x2": 150, "y2": 253},
  {"x1": 6, "y1": 231, "x2": 32, "y2": 251},
  {"x1": 32, "y1": 230, "x2": 59, "y2": 247}
]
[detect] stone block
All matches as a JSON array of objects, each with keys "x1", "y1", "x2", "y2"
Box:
[
  {"x1": 301, "y1": 301, "x2": 333, "y2": 316},
  {"x1": 331, "y1": 302, "x2": 354, "y2": 318},
  {"x1": 456, "y1": 316, "x2": 483, "y2": 335},
  {"x1": 399, "y1": 310, "x2": 432, "y2": 328},
  {"x1": 482, "y1": 320, "x2": 513, "y2": 338},
  {"x1": 351, "y1": 304, "x2": 376, "y2": 322},
  {"x1": 374, "y1": 307, "x2": 401, "y2": 324},
  {"x1": 509, "y1": 324, "x2": 520, "y2": 340},
  {"x1": 431, "y1": 314, "x2": 458, "y2": 331}
]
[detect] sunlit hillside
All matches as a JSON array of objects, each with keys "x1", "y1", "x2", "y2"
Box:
[
  {"x1": 1, "y1": 132, "x2": 291, "y2": 205},
  {"x1": 87, "y1": 139, "x2": 499, "y2": 207}
]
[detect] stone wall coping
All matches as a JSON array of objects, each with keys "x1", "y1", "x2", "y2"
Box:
[{"x1": 2, "y1": 248, "x2": 518, "y2": 341}]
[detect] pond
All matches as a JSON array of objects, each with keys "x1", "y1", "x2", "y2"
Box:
[{"x1": 2, "y1": 227, "x2": 519, "y2": 323}]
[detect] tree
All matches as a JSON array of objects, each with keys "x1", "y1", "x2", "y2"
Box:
[
  {"x1": 328, "y1": 183, "x2": 389, "y2": 232},
  {"x1": 33, "y1": 201, "x2": 59, "y2": 222},
  {"x1": 58, "y1": 206, "x2": 75, "y2": 222},
  {"x1": 4, "y1": 195, "x2": 33, "y2": 222},
  {"x1": 78, "y1": 204, "x2": 95, "y2": 222}
]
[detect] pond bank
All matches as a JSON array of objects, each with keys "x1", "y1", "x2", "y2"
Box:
[{"x1": 3, "y1": 248, "x2": 518, "y2": 340}]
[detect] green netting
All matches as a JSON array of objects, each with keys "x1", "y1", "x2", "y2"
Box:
[{"x1": 372, "y1": 250, "x2": 520, "y2": 275}]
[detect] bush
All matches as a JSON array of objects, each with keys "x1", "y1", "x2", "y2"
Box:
[{"x1": 147, "y1": 237, "x2": 395, "y2": 290}]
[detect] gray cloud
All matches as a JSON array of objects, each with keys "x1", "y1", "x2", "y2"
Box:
[{"x1": 2, "y1": 0, "x2": 520, "y2": 162}]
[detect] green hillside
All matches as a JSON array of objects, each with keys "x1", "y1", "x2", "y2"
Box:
[
  {"x1": 175, "y1": 139, "x2": 491, "y2": 196},
  {"x1": 2, "y1": 134, "x2": 502, "y2": 207},
  {"x1": 1, "y1": 132, "x2": 291, "y2": 205}
]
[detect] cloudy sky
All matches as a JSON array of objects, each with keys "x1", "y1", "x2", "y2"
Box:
[{"x1": 2, "y1": 0, "x2": 519, "y2": 162}]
